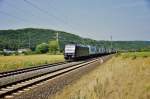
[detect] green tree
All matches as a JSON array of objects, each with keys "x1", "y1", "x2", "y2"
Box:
[
  {"x1": 36, "y1": 43, "x2": 49, "y2": 54},
  {"x1": 140, "y1": 46, "x2": 150, "y2": 52},
  {"x1": 49, "y1": 40, "x2": 60, "y2": 54}
]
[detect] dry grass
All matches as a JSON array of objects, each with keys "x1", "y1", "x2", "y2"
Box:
[
  {"x1": 0, "y1": 54, "x2": 64, "y2": 72},
  {"x1": 52, "y1": 55, "x2": 150, "y2": 99}
]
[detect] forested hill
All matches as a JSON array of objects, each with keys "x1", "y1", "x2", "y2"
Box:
[{"x1": 0, "y1": 28, "x2": 149, "y2": 51}]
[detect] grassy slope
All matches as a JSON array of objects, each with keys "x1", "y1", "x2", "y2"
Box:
[
  {"x1": 52, "y1": 53, "x2": 150, "y2": 99},
  {"x1": 0, "y1": 55, "x2": 64, "y2": 72}
]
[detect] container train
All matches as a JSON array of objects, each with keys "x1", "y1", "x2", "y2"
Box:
[{"x1": 64, "y1": 44, "x2": 116, "y2": 60}]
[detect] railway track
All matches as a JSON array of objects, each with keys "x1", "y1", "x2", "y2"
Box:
[
  {"x1": 0, "y1": 58, "x2": 99, "y2": 98},
  {"x1": 0, "y1": 61, "x2": 85, "y2": 88},
  {"x1": 0, "y1": 61, "x2": 67, "y2": 78}
]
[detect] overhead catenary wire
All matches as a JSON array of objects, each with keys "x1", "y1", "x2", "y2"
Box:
[
  {"x1": 1, "y1": 0, "x2": 77, "y2": 31},
  {"x1": 0, "y1": 10, "x2": 35, "y2": 49},
  {"x1": 0, "y1": 10, "x2": 29, "y2": 49},
  {"x1": 47, "y1": 0, "x2": 80, "y2": 30},
  {"x1": 3, "y1": 1, "x2": 38, "y2": 18},
  {"x1": 24, "y1": 0, "x2": 75, "y2": 30},
  {"x1": 46, "y1": 0, "x2": 70, "y2": 22},
  {"x1": 46, "y1": 0, "x2": 81, "y2": 34},
  {"x1": 2, "y1": 1, "x2": 61, "y2": 29},
  {"x1": 0, "y1": 10, "x2": 29, "y2": 23},
  {"x1": 1, "y1": 0, "x2": 78, "y2": 33}
]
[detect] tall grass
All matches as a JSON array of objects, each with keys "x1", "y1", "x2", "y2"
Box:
[
  {"x1": 0, "y1": 54, "x2": 64, "y2": 72},
  {"x1": 52, "y1": 55, "x2": 150, "y2": 99}
]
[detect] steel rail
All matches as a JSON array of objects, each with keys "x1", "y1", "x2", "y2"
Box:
[
  {"x1": 0, "y1": 58, "x2": 99, "y2": 98},
  {"x1": 0, "y1": 61, "x2": 67, "y2": 78}
]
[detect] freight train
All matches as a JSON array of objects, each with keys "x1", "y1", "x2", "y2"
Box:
[{"x1": 64, "y1": 44, "x2": 116, "y2": 60}]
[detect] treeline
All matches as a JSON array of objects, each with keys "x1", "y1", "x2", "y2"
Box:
[{"x1": 0, "y1": 28, "x2": 150, "y2": 52}]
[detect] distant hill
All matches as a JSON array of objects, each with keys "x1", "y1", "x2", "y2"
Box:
[{"x1": 0, "y1": 28, "x2": 149, "y2": 51}]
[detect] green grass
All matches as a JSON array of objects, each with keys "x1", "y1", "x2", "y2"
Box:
[
  {"x1": 121, "y1": 52, "x2": 150, "y2": 59},
  {"x1": 0, "y1": 54, "x2": 64, "y2": 72}
]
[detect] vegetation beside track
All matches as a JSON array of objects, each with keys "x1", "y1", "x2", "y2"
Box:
[
  {"x1": 52, "y1": 53, "x2": 150, "y2": 99},
  {"x1": 0, "y1": 54, "x2": 64, "y2": 72},
  {"x1": 120, "y1": 52, "x2": 150, "y2": 58}
]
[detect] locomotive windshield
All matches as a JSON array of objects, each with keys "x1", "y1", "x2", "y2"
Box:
[{"x1": 65, "y1": 45, "x2": 76, "y2": 53}]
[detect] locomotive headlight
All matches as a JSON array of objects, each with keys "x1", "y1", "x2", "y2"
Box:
[
  {"x1": 71, "y1": 54, "x2": 75, "y2": 58},
  {"x1": 71, "y1": 54, "x2": 74, "y2": 58}
]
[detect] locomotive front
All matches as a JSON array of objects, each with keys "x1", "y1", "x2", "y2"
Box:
[{"x1": 64, "y1": 44, "x2": 76, "y2": 60}]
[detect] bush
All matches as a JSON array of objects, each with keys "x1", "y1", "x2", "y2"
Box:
[
  {"x1": 23, "y1": 51, "x2": 35, "y2": 55},
  {"x1": 3, "y1": 53, "x2": 12, "y2": 56},
  {"x1": 49, "y1": 40, "x2": 60, "y2": 54},
  {"x1": 143, "y1": 55, "x2": 148, "y2": 58},
  {"x1": 131, "y1": 55, "x2": 137, "y2": 60},
  {"x1": 36, "y1": 43, "x2": 49, "y2": 54},
  {"x1": 0, "y1": 51, "x2": 4, "y2": 55}
]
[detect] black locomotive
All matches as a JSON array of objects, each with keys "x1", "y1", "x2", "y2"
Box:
[{"x1": 64, "y1": 44, "x2": 116, "y2": 60}]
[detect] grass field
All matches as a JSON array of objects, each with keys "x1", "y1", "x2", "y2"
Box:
[
  {"x1": 0, "y1": 54, "x2": 64, "y2": 72},
  {"x1": 121, "y1": 52, "x2": 150, "y2": 58},
  {"x1": 52, "y1": 52, "x2": 150, "y2": 99}
]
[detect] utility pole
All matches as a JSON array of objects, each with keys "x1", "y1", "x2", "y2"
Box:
[
  {"x1": 28, "y1": 32, "x2": 31, "y2": 49},
  {"x1": 56, "y1": 32, "x2": 60, "y2": 52},
  {"x1": 110, "y1": 35, "x2": 113, "y2": 49},
  {"x1": 56, "y1": 32, "x2": 59, "y2": 42},
  {"x1": 18, "y1": 34, "x2": 20, "y2": 50}
]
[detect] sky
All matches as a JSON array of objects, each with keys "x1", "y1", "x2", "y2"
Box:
[{"x1": 0, "y1": 0, "x2": 150, "y2": 41}]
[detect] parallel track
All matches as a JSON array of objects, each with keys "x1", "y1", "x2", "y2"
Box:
[
  {"x1": 0, "y1": 58, "x2": 99, "y2": 98},
  {"x1": 0, "y1": 61, "x2": 67, "y2": 78}
]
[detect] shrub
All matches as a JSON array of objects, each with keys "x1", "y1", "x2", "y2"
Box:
[
  {"x1": 49, "y1": 40, "x2": 60, "y2": 54},
  {"x1": 131, "y1": 55, "x2": 136, "y2": 60},
  {"x1": 143, "y1": 55, "x2": 148, "y2": 58},
  {"x1": 36, "y1": 43, "x2": 49, "y2": 54}
]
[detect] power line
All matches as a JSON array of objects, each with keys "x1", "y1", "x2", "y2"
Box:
[
  {"x1": 3, "y1": 1, "x2": 38, "y2": 18},
  {"x1": 24, "y1": 0, "x2": 64, "y2": 22},
  {"x1": 0, "y1": 10, "x2": 33, "y2": 50},
  {"x1": 3, "y1": 1, "x2": 60, "y2": 28},
  {"x1": 24, "y1": 0, "x2": 75, "y2": 30},
  {"x1": 3, "y1": 0, "x2": 77, "y2": 31},
  {"x1": 46, "y1": 1, "x2": 81, "y2": 33},
  {"x1": 0, "y1": 10, "x2": 29, "y2": 23},
  {"x1": 47, "y1": 0, "x2": 69, "y2": 22},
  {"x1": 47, "y1": 1, "x2": 80, "y2": 29}
]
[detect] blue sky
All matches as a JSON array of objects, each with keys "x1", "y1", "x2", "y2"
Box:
[{"x1": 0, "y1": 0, "x2": 150, "y2": 41}]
